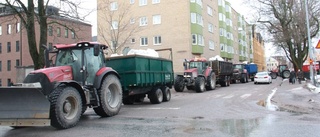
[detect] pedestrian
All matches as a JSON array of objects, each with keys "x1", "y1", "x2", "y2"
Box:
[
  {"x1": 297, "y1": 69, "x2": 304, "y2": 84},
  {"x1": 289, "y1": 69, "x2": 296, "y2": 84}
]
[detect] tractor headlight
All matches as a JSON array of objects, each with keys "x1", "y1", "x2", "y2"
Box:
[{"x1": 21, "y1": 82, "x2": 42, "y2": 88}]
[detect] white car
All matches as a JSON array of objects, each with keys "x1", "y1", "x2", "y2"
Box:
[{"x1": 254, "y1": 72, "x2": 272, "y2": 84}]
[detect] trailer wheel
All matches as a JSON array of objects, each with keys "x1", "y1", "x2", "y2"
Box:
[
  {"x1": 148, "y1": 88, "x2": 163, "y2": 104},
  {"x1": 195, "y1": 77, "x2": 205, "y2": 93},
  {"x1": 227, "y1": 76, "x2": 231, "y2": 86},
  {"x1": 220, "y1": 76, "x2": 227, "y2": 87},
  {"x1": 206, "y1": 73, "x2": 216, "y2": 90},
  {"x1": 161, "y1": 87, "x2": 171, "y2": 102},
  {"x1": 174, "y1": 76, "x2": 185, "y2": 92},
  {"x1": 93, "y1": 74, "x2": 122, "y2": 117},
  {"x1": 49, "y1": 86, "x2": 82, "y2": 129}
]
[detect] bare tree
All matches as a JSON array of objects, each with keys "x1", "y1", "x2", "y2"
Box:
[
  {"x1": 2, "y1": 0, "x2": 92, "y2": 69},
  {"x1": 97, "y1": 0, "x2": 141, "y2": 54},
  {"x1": 248, "y1": 0, "x2": 320, "y2": 71}
]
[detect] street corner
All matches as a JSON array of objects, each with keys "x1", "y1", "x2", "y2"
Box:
[{"x1": 271, "y1": 81, "x2": 320, "y2": 115}]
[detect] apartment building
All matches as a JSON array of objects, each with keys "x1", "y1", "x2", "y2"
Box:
[
  {"x1": 0, "y1": 4, "x2": 92, "y2": 86},
  {"x1": 97, "y1": 0, "x2": 260, "y2": 73},
  {"x1": 252, "y1": 27, "x2": 266, "y2": 71}
]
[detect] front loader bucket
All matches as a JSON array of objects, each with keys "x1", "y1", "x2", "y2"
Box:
[{"x1": 0, "y1": 87, "x2": 51, "y2": 126}]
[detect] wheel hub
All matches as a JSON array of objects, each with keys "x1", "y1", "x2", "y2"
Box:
[{"x1": 63, "y1": 100, "x2": 72, "y2": 114}]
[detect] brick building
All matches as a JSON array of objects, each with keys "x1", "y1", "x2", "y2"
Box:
[{"x1": 0, "y1": 4, "x2": 92, "y2": 86}]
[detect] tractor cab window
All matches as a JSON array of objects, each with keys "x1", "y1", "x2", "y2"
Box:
[
  {"x1": 84, "y1": 48, "x2": 104, "y2": 85},
  {"x1": 189, "y1": 61, "x2": 206, "y2": 74},
  {"x1": 234, "y1": 64, "x2": 243, "y2": 70},
  {"x1": 56, "y1": 49, "x2": 82, "y2": 82}
]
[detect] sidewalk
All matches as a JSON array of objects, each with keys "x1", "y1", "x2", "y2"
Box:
[{"x1": 271, "y1": 79, "x2": 320, "y2": 115}]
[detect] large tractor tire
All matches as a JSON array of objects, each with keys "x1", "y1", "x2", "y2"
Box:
[
  {"x1": 240, "y1": 74, "x2": 246, "y2": 83},
  {"x1": 195, "y1": 77, "x2": 205, "y2": 93},
  {"x1": 174, "y1": 76, "x2": 185, "y2": 92},
  {"x1": 206, "y1": 73, "x2": 216, "y2": 90},
  {"x1": 93, "y1": 74, "x2": 122, "y2": 117},
  {"x1": 49, "y1": 86, "x2": 82, "y2": 129},
  {"x1": 148, "y1": 88, "x2": 163, "y2": 104},
  {"x1": 161, "y1": 86, "x2": 171, "y2": 102},
  {"x1": 282, "y1": 70, "x2": 290, "y2": 79}
]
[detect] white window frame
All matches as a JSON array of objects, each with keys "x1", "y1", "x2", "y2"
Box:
[
  {"x1": 130, "y1": 18, "x2": 135, "y2": 24},
  {"x1": 191, "y1": 13, "x2": 196, "y2": 24},
  {"x1": 110, "y1": 2, "x2": 118, "y2": 11},
  {"x1": 190, "y1": 0, "x2": 196, "y2": 3},
  {"x1": 208, "y1": 23, "x2": 213, "y2": 33},
  {"x1": 7, "y1": 24, "x2": 11, "y2": 34},
  {"x1": 153, "y1": 36, "x2": 161, "y2": 45},
  {"x1": 139, "y1": 17, "x2": 148, "y2": 26},
  {"x1": 140, "y1": 37, "x2": 148, "y2": 46},
  {"x1": 153, "y1": 15, "x2": 161, "y2": 25},
  {"x1": 192, "y1": 34, "x2": 197, "y2": 45},
  {"x1": 152, "y1": 0, "x2": 160, "y2": 4},
  {"x1": 207, "y1": 6, "x2": 213, "y2": 16},
  {"x1": 130, "y1": 0, "x2": 135, "y2": 4},
  {"x1": 16, "y1": 22, "x2": 20, "y2": 33},
  {"x1": 198, "y1": 35, "x2": 203, "y2": 46},
  {"x1": 139, "y1": 0, "x2": 147, "y2": 6},
  {"x1": 111, "y1": 21, "x2": 118, "y2": 30},
  {"x1": 209, "y1": 40, "x2": 214, "y2": 50},
  {"x1": 0, "y1": 25, "x2": 2, "y2": 35}
]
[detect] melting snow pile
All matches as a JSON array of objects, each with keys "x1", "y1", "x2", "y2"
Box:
[
  {"x1": 209, "y1": 55, "x2": 224, "y2": 61},
  {"x1": 110, "y1": 49, "x2": 159, "y2": 58}
]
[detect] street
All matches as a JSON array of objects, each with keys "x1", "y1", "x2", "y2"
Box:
[{"x1": 1, "y1": 78, "x2": 320, "y2": 137}]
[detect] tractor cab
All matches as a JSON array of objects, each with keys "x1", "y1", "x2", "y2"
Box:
[
  {"x1": 184, "y1": 57, "x2": 209, "y2": 76},
  {"x1": 233, "y1": 64, "x2": 245, "y2": 73},
  {"x1": 46, "y1": 42, "x2": 107, "y2": 86}
]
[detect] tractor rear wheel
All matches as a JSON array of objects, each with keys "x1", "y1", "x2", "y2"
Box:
[
  {"x1": 282, "y1": 70, "x2": 290, "y2": 79},
  {"x1": 148, "y1": 88, "x2": 163, "y2": 104},
  {"x1": 206, "y1": 73, "x2": 216, "y2": 90},
  {"x1": 93, "y1": 74, "x2": 122, "y2": 117},
  {"x1": 195, "y1": 77, "x2": 205, "y2": 93},
  {"x1": 174, "y1": 76, "x2": 185, "y2": 92},
  {"x1": 271, "y1": 72, "x2": 277, "y2": 79},
  {"x1": 49, "y1": 86, "x2": 82, "y2": 129}
]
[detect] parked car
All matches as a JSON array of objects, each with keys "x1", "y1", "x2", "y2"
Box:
[{"x1": 254, "y1": 72, "x2": 272, "y2": 84}]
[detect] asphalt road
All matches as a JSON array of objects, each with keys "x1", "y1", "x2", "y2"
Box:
[{"x1": 1, "y1": 78, "x2": 320, "y2": 137}]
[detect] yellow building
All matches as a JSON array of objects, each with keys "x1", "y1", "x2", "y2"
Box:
[
  {"x1": 252, "y1": 26, "x2": 266, "y2": 71},
  {"x1": 97, "y1": 0, "x2": 254, "y2": 73}
]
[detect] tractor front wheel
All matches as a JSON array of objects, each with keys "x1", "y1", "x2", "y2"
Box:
[
  {"x1": 195, "y1": 77, "x2": 205, "y2": 93},
  {"x1": 174, "y1": 76, "x2": 185, "y2": 92},
  {"x1": 49, "y1": 86, "x2": 82, "y2": 129},
  {"x1": 93, "y1": 74, "x2": 122, "y2": 117}
]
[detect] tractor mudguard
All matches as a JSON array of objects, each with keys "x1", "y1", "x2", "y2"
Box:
[{"x1": 93, "y1": 67, "x2": 120, "y2": 89}]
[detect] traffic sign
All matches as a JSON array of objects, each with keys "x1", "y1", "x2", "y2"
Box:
[{"x1": 316, "y1": 40, "x2": 320, "y2": 49}]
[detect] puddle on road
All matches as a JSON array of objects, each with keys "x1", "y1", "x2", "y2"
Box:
[{"x1": 217, "y1": 118, "x2": 261, "y2": 136}]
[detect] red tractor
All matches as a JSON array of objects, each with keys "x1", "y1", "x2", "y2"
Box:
[
  {"x1": 0, "y1": 42, "x2": 123, "y2": 129},
  {"x1": 270, "y1": 64, "x2": 290, "y2": 79},
  {"x1": 174, "y1": 57, "x2": 216, "y2": 93}
]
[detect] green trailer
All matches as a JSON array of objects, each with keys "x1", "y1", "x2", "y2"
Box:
[{"x1": 105, "y1": 49, "x2": 174, "y2": 104}]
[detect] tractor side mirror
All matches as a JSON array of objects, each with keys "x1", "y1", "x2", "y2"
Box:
[{"x1": 94, "y1": 44, "x2": 100, "y2": 56}]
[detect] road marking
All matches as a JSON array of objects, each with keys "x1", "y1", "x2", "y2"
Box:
[
  {"x1": 130, "y1": 107, "x2": 181, "y2": 110},
  {"x1": 223, "y1": 94, "x2": 234, "y2": 99},
  {"x1": 240, "y1": 94, "x2": 251, "y2": 99}
]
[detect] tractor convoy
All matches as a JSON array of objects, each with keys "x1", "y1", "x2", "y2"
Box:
[{"x1": 0, "y1": 41, "x2": 266, "y2": 129}]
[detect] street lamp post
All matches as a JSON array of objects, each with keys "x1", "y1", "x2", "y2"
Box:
[{"x1": 304, "y1": 0, "x2": 315, "y2": 85}]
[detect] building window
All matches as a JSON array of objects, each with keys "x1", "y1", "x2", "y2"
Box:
[
  {"x1": 16, "y1": 59, "x2": 19, "y2": 67},
  {"x1": 110, "y1": 2, "x2": 118, "y2": 11},
  {"x1": 111, "y1": 21, "x2": 118, "y2": 30},
  {"x1": 153, "y1": 15, "x2": 161, "y2": 25},
  {"x1": 7, "y1": 24, "x2": 11, "y2": 34},
  {"x1": 16, "y1": 22, "x2": 20, "y2": 33},
  {"x1": 48, "y1": 26, "x2": 53, "y2": 36},
  {"x1": 130, "y1": 18, "x2": 135, "y2": 24},
  {"x1": 7, "y1": 79, "x2": 11, "y2": 86},
  {"x1": 7, "y1": 60, "x2": 11, "y2": 71},
  {"x1": 7, "y1": 42, "x2": 11, "y2": 53},
  {"x1": 16, "y1": 41, "x2": 19, "y2": 52},
  {"x1": 65, "y1": 28, "x2": 68, "y2": 38},
  {"x1": 208, "y1": 23, "x2": 213, "y2": 33},
  {"x1": 131, "y1": 38, "x2": 135, "y2": 43},
  {"x1": 192, "y1": 34, "x2": 197, "y2": 45},
  {"x1": 0, "y1": 79, "x2": 2, "y2": 86},
  {"x1": 0, "y1": 25, "x2": 2, "y2": 35},
  {"x1": 57, "y1": 27, "x2": 61, "y2": 37},
  {"x1": 130, "y1": 0, "x2": 135, "y2": 4},
  {"x1": 152, "y1": 0, "x2": 160, "y2": 4},
  {"x1": 140, "y1": 37, "x2": 148, "y2": 46},
  {"x1": 139, "y1": 0, "x2": 147, "y2": 6},
  {"x1": 0, "y1": 61, "x2": 2, "y2": 72},
  {"x1": 207, "y1": 6, "x2": 213, "y2": 16},
  {"x1": 198, "y1": 35, "x2": 203, "y2": 46},
  {"x1": 153, "y1": 36, "x2": 161, "y2": 45},
  {"x1": 139, "y1": 16, "x2": 148, "y2": 26},
  {"x1": 71, "y1": 31, "x2": 75, "y2": 39},
  {"x1": 48, "y1": 43, "x2": 53, "y2": 50},
  {"x1": 209, "y1": 40, "x2": 214, "y2": 50},
  {"x1": 191, "y1": 13, "x2": 196, "y2": 24},
  {"x1": 0, "y1": 43, "x2": 2, "y2": 53}
]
